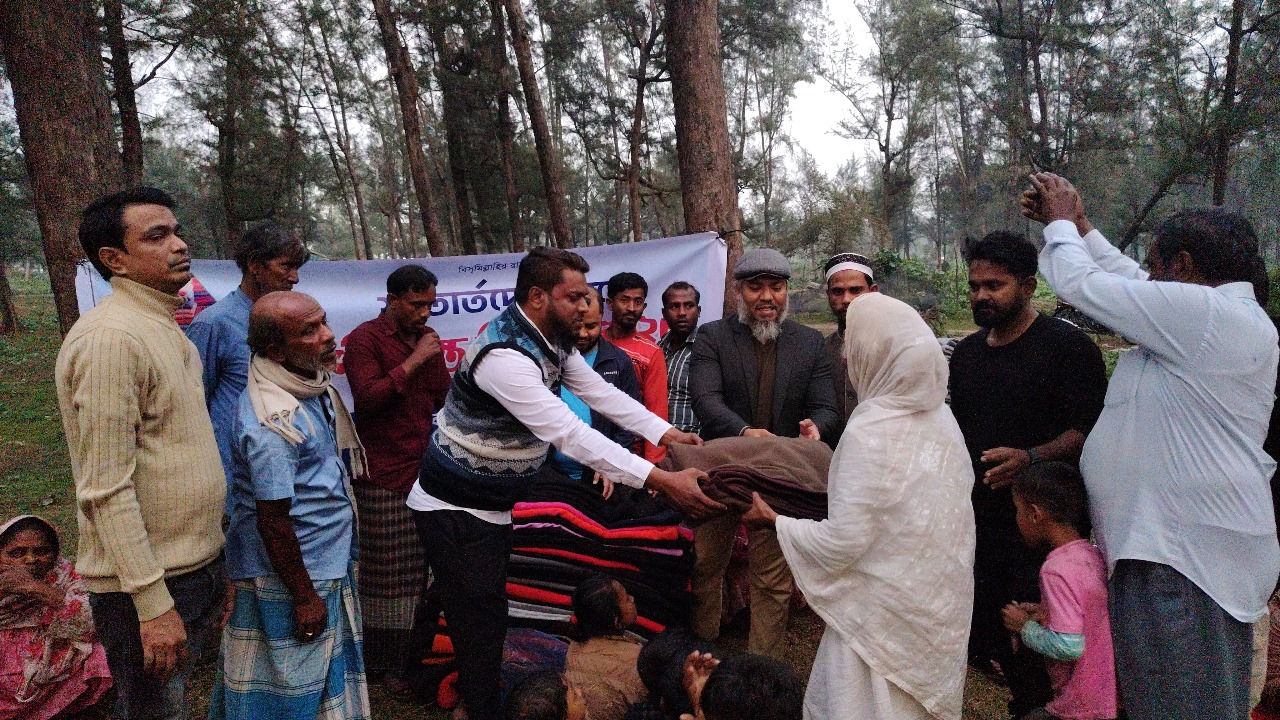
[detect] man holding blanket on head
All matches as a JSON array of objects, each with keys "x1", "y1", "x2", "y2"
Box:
[
  {"x1": 408, "y1": 246, "x2": 723, "y2": 720},
  {"x1": 210, "y1": 291, "x2": 371, "y2": 720}
]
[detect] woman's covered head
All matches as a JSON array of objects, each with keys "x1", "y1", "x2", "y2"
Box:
[
  {"x1": 571, "y1": 574, "x2": 637, "y2": 639},
  {"x1": 842, "y1": 292, "x2": 948, "y2": 413},
  {"x1": 0, "y1": 515, "x2": 60, "y2": 580}
]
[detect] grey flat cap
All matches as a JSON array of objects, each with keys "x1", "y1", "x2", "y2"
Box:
[{"x1": 733, "y1": 248, "x2": 791, "y2": 280}]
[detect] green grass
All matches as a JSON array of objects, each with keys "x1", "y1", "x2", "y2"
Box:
[
  {"x1": 0, "y1": 278, "x2": 77, "y2": 549},
  {"x1": 0, "y1": 280, "x2": 1013, "y2": 719}
]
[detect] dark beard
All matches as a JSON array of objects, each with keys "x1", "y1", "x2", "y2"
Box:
[
  {"x1": 548, "y1": 313, "x2": 580, "y2": 352},
  {"x1": 972, "y1": 303, "x2": 1021, "y2": 329}
]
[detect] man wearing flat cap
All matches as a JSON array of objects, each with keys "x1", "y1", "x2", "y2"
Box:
[
  {"x1": 823, "y1": 252, "x2": 879, "y2": 423},
  {"x1": 688, "y1": 247, "x2": 840, "y2": 659}
]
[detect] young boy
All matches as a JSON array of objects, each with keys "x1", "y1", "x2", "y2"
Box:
[
  {"x1": 1002, "y1": 462, "x2": 1117, "y2": 720},
  {"x1": 678, "y1": 652, "x2": 803, "y2": 720}
]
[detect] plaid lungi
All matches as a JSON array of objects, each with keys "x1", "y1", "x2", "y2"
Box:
[
  {"x1": 353, "y1": 482, "x2": 426, "y2": 632},
  {"x1": 210, "y1": 563, "x2": 370, "y2": 720}
]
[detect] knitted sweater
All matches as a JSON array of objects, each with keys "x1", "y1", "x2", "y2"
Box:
[
  {"x1": 423, "y1": 303, "x2": 569, "y2": 510},
  {"x1": 55, "y1": 277, "x2": 226, "y2": 621}
]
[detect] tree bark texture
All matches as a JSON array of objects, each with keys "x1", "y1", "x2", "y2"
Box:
[
  {"x1": 488, "y1": 0, "x2": 525, "y2": 252},
  {"x1": 503, "y1": 0, "x2": 572, "y2": 248},
  {"x1": 309, "y1": 16, "x2": 375, "y2": 259},
  {"x1": 665, "y1": 0, "x2": 741, "y2": 314},
  {"x1": 425, "y1": 12, "x2": 479, "y2": 256},
  {"x1": 0, "y1": 261, "x2": 17, "y2": 335},
  {"x1": 1212, "y1": 0, "x2": 1245, "y2": 206},
  {"x1": 104, "y1": 0, "x2": 145, "y2": 185},
  {"x1": 0, "y1": 0, "x2": 123, "y2": 334},
  {"x1": 372, "y1": 0, "x2": 447, "y2": 256}
]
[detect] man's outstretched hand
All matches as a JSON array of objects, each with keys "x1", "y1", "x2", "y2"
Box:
[
  {"x1": 660, "y1": 428, "x2": 704, "y2": 447},
  {"x1": 645, "y1": 467, "x2": 725, "y2": 520}
]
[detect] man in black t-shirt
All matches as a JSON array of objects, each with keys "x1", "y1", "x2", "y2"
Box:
[{"x1": 949, "y1": 231, "x2": 1108, "y2": 720}]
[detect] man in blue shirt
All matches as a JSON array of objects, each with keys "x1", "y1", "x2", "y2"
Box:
[
  {"x1": 187, "y1": 222, "x2": 309, "y2": 484},
  {"x1": 552, "y1": 287, "x2": 642, "y2": 493},
  {"x1": 211, "y1": 291, "x2": 370, "y2": 720}
]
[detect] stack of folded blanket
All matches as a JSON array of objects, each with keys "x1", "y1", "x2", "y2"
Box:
[{"x1": 507, "y1": 470, "x2": 695, "y2": 636}]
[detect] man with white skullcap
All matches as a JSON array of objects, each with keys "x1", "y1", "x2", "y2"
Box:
[{"x1": 822, "y1": 253, "x2": 879, "y2": 422}]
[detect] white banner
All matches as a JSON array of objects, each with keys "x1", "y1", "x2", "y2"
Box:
[{"x1": 76, "y1": 233, "x2": 727, "y2": 404}]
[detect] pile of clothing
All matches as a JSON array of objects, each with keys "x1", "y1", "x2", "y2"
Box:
[{"x1": 507, "y1": 470, "x2": 696, "y2": 636}]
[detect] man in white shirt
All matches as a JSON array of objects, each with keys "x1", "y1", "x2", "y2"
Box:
[
  {"x1": 408, "y1": 246, "x2": 722, "y2": 719},
  {"x1": 1027, "y1": 172, "x2": 1279, "y2": 720}
]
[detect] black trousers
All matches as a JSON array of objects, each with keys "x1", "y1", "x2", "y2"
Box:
[
  {"x1": 971, "y1": 521, "x2": 1053, "y2": 718},
  {"x1": 413, "y1": 509, "x2": 512, "y2": 720}
]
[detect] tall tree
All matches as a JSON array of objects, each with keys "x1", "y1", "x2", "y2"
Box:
[
  {"x1": 0, "y1": 0, "x2": 122, "y2": 333},
  {"x1": 666, "y1": 0, "x2": 741, "y2": 311},
  {"x1": 103, "y1": 0, "x2": 145, "y2": 184},
  {"x1": 504, "y1": 0, "x2": 573, "y2": 247},
  {"x1": 373, "y1": 0, "x2": 447, "y2": 256},
  {"x1": 488, "y1": 0, "x2": 525, "y2": 251}
]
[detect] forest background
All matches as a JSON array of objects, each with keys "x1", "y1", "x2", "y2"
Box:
[
  {"x1": 1, "y1": 2, "x2": 1278, "y2": 716},
  {"x1": 0, "y1": 0, "x2": 1279, "y2": 336}
]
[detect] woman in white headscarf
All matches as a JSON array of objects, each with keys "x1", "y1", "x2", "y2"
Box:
[{"x1": 745, "y1": 292, "x2": 976, "y2": 720}]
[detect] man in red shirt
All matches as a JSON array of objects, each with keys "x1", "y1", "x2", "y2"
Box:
[
  {"x1": 342, "y1": 265, "x2": 451, "y2": 690},
  {"x1": 604, "y1": 272, "x2": 669, "y2": 462}
]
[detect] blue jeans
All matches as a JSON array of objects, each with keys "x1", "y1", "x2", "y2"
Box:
[
  {"x1": 88, "y1": 557, "x2": 226, "y2": 720},
  {"x1": 1109, "y1": 559, "x2": 1251, "y2": 720}
]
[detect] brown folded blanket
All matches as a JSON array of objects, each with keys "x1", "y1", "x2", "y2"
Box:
[
  {"x1": 661, "y1": 436, "x2": 833, "y2": 492},
  {"x1": 702, "y1": 465, "x2": 828, "y2": 520},
  {"x1": 663, "y1": 436, "x2": 834, "y2": 522}
]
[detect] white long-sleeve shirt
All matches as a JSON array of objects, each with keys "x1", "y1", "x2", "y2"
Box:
[
  {"x1": 408, "y1": 305, "x2": 670, "y2": 523},
  {"x1": 1039, "y1": 219, "x2": 1279, "y2": 621}
]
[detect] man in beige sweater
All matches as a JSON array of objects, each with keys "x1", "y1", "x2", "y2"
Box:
[{"x1": 56, "y1": 187, "x2": 227, "y2": 720}]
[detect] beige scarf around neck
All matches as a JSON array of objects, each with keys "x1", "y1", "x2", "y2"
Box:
[{"x1": 247, "y1": 354, "x2": 367, "y2": 480}]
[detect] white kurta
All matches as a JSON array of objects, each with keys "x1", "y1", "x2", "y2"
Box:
[{"x1": 774, "y1": 292, "x2": 976, "y2": 720}]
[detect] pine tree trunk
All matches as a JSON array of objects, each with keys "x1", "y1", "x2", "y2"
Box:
[
  {"x1": 489, "y1": 0, "x2": 525, "y2": 252},
  {"x1": 1212, "y1": 0, "x2": 1245, "y2": 206},
  {"x1": 104, "y1": 0, "x2": 144, "y2": 185},
  {"x1": 0, "y1": 260, "x2": 17, "y2": 335},
  {"x1": 373, "y1": 0, "x2": 446, "y2": 257},
  {"x1": 425, "y1": 13, "x2": 479, "y2": 256},
  {"x1": 0, "y1": 0, "x2": 123, "y2": 334},
  {"x1": 503, "y1": 0, "x2": 572, "y2": 247},
  {"x1": 665, "y1": 0, "x2": 741, "y2": 314},
  {"x1": 309, "y1": 16, "x2": 375, "y2": 258}
]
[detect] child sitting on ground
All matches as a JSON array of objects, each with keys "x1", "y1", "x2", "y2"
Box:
[
  {"x1": 624, "y1": 629, "x2": 716, "y2": 720},
  {"x1": 565, "y1": 574, "x2": 647, "y2": 720},
  {"x1": 679, "y1": 651, "x2": 803, "y2": 720},
  {"x1": 1001, "y1": 462, "x2": 1117, "y2": 720},
  {"x1": 505, "y1": 670, "x2": 587, "y2": 720}
]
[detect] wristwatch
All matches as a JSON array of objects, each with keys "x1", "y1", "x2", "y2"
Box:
[{"x1": 1024, "y1": 447, "x2": 1041, "y2": 465}]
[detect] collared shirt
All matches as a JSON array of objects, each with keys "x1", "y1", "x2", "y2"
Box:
[
  {"x1": 186, "y1": 287, "x2": 254, "y2": 482},
  {"x1": 1040, "y1": 219, "x2": 1280, "y2": 622},
  {"x1": 407, "y1": 304, "x2": 671, "y2": 524},
  {"x1": 659, "y1": 328, "x2": 700, "y2": 434},
  {"x1": 342, "y1": 311, "x2": 451, "y2": 493},
  {"x1": 226, "y1": 392, "x2": 356, "y2": 581}
]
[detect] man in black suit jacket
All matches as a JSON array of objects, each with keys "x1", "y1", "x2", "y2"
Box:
[{"x1": 687, "y1": 248, "x2": 839, "y2": 659}]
